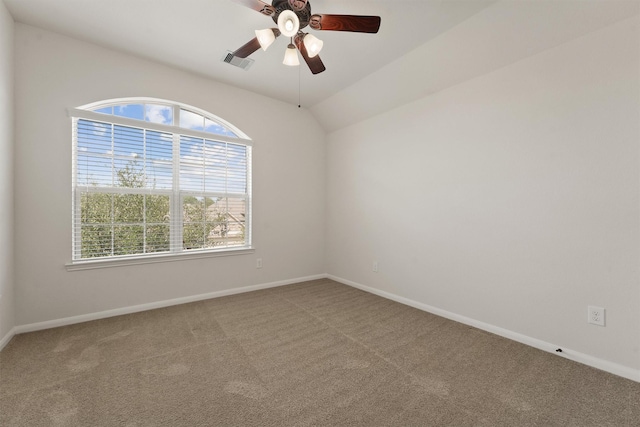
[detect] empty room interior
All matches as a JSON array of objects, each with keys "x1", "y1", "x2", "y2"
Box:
[{"x1": 1, "y1": 0, "x2": 640, "y2": 425}]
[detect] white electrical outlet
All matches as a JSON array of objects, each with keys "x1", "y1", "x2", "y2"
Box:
[
  {"x1": 372, "y1": 261, "x2": 379, "y2": 273},
  {"x1": 587, "y1": 306, "x2": 605, "y2": 326},
  {"x1": 256, "y1": 258, "x2": 262, "y2": 269}
]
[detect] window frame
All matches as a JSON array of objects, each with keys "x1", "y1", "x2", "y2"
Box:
[{"x1": 66, "y1": 98, "x2": 253, "y2": 271}]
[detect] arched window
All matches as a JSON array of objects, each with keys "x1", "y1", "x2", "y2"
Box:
[{"x1": 69, "y1": 98, "x2": 252, "y2": 266}]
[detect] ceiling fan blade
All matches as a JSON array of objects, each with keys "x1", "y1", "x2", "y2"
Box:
[
  {"x1": 309, "y1": 14, "x2": 381, "y2": 33},
  {"x1": 233, "y1": 37, "x2": 262, "y2": 58},
  {"x1": 295, "y1": 35, "x2": 326, "y2": 75},
  {"x1": 231, "y1": 0, "x2": 275, "y2": 16}
]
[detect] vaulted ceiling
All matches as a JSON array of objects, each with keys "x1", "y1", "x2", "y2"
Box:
[
  {"x1": 3, "y1": 0, "x2": 495, "y2": 106},
  {"x1": 4, "y1": 0, "x2": 639, "y2": 131}
]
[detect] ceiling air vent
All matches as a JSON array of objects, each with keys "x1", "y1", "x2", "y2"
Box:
[{"x1": 222, "y1": 52, "x2": 254, "y2": 71}]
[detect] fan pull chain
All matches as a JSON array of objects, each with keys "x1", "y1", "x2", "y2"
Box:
[{"x1": 298, "y1": 62, "x2": 301, "y2": 108}]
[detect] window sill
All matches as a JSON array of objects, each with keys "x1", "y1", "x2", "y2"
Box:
[{"x1": 65, "y1": 247, "x2": 255, "y2": 271}]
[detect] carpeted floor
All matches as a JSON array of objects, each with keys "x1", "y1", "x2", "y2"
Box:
[{"x1": 1, "y1": 278, "x2": 639, "y2": 426}]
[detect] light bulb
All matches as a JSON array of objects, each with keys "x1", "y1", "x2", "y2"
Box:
[
  {"x1": 303, "y1": 34, "x2": 323, "y2": 58},
  {"x1": 255, "y1": 29, "x2": 276, "y2": 51},
  {"x1": 277, "y1": 10, "x2": 300, "y2": 37},
  {"x1": 283, "y1": 44, "x2": 299, "y2": 66}
]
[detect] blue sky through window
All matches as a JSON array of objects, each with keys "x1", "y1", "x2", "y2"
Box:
[
  {"x1": 146, "y1": 104, "x2": 172, "y2": 125},
  {"x1": 77, "y1": 119, "x2": 246, "y2": 194},
  {"x1": 76, "y1": 119, "x2": 174, "y2": 189},
  {"x1": 114, "y1": 104, "x2": 144, "y2": 121},
  {"x1": 91, "y1": 103, "x2": 238, "y2": 138},
  {"x1": 179, "y1": 136, "x2": 247, "y2": 194}
]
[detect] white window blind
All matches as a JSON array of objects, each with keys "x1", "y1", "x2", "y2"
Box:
[
  {"x1": 179, "y1": 136, "x2": 249, "y2": 250},
  {"x1": 71, "y1": 99, "x2": 252, "y2": 263}
]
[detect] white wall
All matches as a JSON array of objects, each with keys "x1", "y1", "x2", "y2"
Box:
[
  {"x1": 326, "y1": 16, "x2": 640, "y2": 373},
  {"x1": 14, "y1": 24, "x2": 325, "y2": 326},
  {"x1": 0, "y1": 0, "x2": 15, "y2": 343}
]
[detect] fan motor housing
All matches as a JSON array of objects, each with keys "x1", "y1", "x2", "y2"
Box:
[{"x1": 271, "y1": 0, "x2": 311, "y2": 29}]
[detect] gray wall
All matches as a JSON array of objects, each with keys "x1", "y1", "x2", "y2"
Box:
[
  {"x1": 13, "y1": 24, "x2": 326, "y2": 326},
  {"x1": 326, "y1": 17, "x2": 640, "y2": 373},
  {"x1": 0, "y1": 0, "x2": 15, "y2": 343}
]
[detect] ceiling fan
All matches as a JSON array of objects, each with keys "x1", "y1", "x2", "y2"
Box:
[{"x1": 231, "y1": 0, "x2": 381, "y2": 75}]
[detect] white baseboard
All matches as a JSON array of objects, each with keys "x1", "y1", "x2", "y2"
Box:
[
  {"x1": 0, "y1": 327, "x2": 16, "y2": 352},
  {"x1": 13, "y1": 274, "x2": 328, "y2": 335},
  {"x1": 328, "y1": 275, "x2": 640, "y2": 384}
]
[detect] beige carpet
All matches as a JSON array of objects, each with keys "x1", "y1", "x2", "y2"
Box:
[{"x1": 1, "y1": 278, "x2": 639, "y2": 426}]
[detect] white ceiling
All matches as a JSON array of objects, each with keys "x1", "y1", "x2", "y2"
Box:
[{"x1": 3, "y1": 0, "x2": 496, "y2": 108}]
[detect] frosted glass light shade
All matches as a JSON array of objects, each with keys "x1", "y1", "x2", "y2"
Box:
[
  {"x1": 255, "y1": 29, "x2": 276, "y2": 51},
  {"x1": 303, "y1": 33, "x2": 323, "y2": 58},
  {"x1": 283, "y1": 44, "x2": 300, "y2": 66},
  {"x1": 278, "y1": 10, "x2": 300, "y2": 37}
]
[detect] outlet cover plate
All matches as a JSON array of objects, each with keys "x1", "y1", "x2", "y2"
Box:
[{"x1": 588, "y1": 306, "x2": 605, "y2": 326}]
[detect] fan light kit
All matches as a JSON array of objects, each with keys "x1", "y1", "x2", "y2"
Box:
[
  {"x1": 302, "y1": 33, "x2": 323, "y2": 58},
  {"x1": 283, "y1": 43, "x2": 300, "y2": 66},
  {"x1": 255, "y1": 28, "x2": 277, "y2": 51},
  {"x1": 231, "y1": 0, "x2": 381, "y2": 74},
  {"x1": 277, "y1": 10, "x2": 300, "y2": 37}
]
